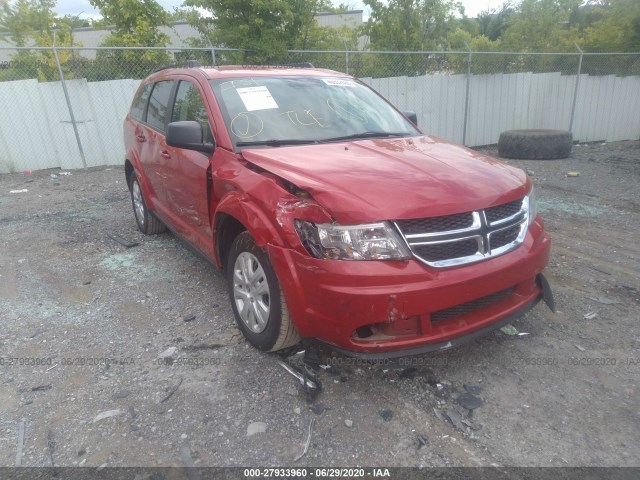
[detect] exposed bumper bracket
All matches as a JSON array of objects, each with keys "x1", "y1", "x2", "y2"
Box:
[{"x1": 537, "y1": 273, "x2": 556, "y2": 313}]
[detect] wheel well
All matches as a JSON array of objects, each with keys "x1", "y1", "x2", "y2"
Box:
[
  {"x1": 216, "y1": 214, "x2": 246, "y2": 271},
  {"x1": 124, "y1": 160, "x2": 134, "y2": 190}
]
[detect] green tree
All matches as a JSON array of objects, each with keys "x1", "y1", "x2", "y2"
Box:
[
  {"x1": 500, "y1": 0, "x2": 582, "y2": 52},
  {"x1": 183, "y1": 0, "x2": 333, "y2": 63},
  {"x1": 361, "y1": 0, "x2": 463, "y2": 76},
  {"x1": 89, "y1": 0, "x2": 171, "y2": 47},
  {"x1": 88, "y1": 0, "x2": 172, "y2": 79},
  {"x1": 56, "y1": 14, "x2": 91, "y2": 29},
  {"x1": 583, "y1": 0, "x2": 640, "y2": 52},
  {"x1": 475, "y1": 3, "x2": 515, "y2": 41},
  {"x1": 0, "y1": 0, "x2": 89, "y2": 81},
  {"x1": 0, "y1": 0, "x2": 55, "y2": 46},
  {"x1": 580, "y1": 0, "x2": 640, "y2": 75},
  {"x1": 364, "y1": 0, "x2": 463, "y2": 51}
]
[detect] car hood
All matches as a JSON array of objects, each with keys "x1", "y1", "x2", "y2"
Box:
[{"x1": 241, "y1": 136, "x2": 530, "y2": 224}]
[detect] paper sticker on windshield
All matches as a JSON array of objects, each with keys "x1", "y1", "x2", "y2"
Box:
[
  {"x1": 236, "y1": 86, "x2": 278, "y2": 111},
  {"x1": 322, "y1": 78, "x2": 357, "y2": 87}
]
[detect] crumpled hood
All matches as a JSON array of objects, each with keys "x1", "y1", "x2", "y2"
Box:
[{"x1": 241, "y1": 136, "x2": 530, "y2": 224}]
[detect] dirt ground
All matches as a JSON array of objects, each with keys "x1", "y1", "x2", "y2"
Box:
[{"x1": 0, "y1": 140, "x2": 638, "y2": 469}]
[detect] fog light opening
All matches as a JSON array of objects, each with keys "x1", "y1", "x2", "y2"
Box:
[
  {"x1": 352, "y1": 316, "x2": 421, "y2": 341},
  {"x1": 354, "y1": 325, "x2": 374, "y2": 339}
]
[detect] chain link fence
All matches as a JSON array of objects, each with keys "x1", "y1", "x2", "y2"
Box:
[{"x1": 0, "y1": 46, "x2": 639, "y2": 173}]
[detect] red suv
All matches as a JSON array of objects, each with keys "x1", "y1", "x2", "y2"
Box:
[{"x1": 124, "y1": 63, "x2": 553, "y2": 358}]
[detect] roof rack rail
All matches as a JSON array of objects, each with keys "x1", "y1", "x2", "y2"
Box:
[
  {"x1": 281, "y1": 62, "x2": 315, "y2": 68},
  {"x1": 151, "y1": 60, "x2": 202, "y2": 74}
]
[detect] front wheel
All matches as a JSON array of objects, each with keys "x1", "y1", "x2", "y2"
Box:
[{"x1": 227, "y1": 231, "x2": 300, "y2": 352}]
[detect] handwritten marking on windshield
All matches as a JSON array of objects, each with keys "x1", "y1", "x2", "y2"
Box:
[
  {"x1": 326, "y1": 99, "x2": 367, "y2": 123},
  {"x1": 279, "y1": 109, "x2": 329, "y2": 128},
  {"x1": 230, "y1": 112, "x2": 264, "y2": 139}
]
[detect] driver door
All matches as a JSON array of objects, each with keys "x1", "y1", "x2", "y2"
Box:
[{"x1": 161, "y1": 80, "x2": 215, "y2": 256}]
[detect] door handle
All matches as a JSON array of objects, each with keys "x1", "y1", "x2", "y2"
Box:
[
  {"x1": 160, "y1": 150, "x2": 171, "y2": 159},
  {"x1": 136, "y1": 134, "x2": 146, "y2": 142}
]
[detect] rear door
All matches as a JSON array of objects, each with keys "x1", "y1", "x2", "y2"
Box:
[
  {"x1": 125, "y1": 82, "x2": 153, "y2": 180},
  {"x1": 140, "y1": 80, "x2": 176, "y2": 208}
]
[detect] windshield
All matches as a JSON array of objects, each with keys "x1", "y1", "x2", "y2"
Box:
[{"x1": 210, "y1": 76, "x2": 419, "y2": 148}]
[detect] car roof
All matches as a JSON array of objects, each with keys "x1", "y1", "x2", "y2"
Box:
[{"x1": 146, "y1": 65, "x2": 349, "y2": 82}]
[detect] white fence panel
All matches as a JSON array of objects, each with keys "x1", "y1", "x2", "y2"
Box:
[
  {"x1": 87, "y1": 79, "x2": 140, "y2": 166},
  {"x1": 65, "y1": 78, "x2": 139, "y2": 168},
  {"x1": 0, "y1": 78, "x2": 139, "y2": 173},
  {"x1": 66, "y1": 78, "x2": 110, "y2": 168},
  {"x1": 364, "y1": 73, "x2": 467, "y2": 143},
  {"x1": 468, "y1": 73, "x2": 523, "y2": 146},
  {"x1": 609, "y1": 76, "x2": 640, "y2": 142},
  {"x1": 573, "y1": 74, "x2": 640, "y2": 143},
  {"x1": 466, "y1": 72, "x2": 574, "y2": 146},
  {"x1": 0, "y1": 79, "x2": 82, "y2": 172},
  {"x1": 39, "y1": 81, "x2": 89, "y2": 170},
  {"x1": 421, "y1": 73, "x2": 466, "y2": 144},
  {"x1": 0, "y1": 71, "x2": 639, "y2": 173},
  {"x1": 36, "y1": 82, "x2": 84, "y2": 170},
  {"x1": 369, "y1": 71, "x2": 638, "y2": 146}
]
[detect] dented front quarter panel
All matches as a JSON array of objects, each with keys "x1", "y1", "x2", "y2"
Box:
[{"x1": 211, "y1": 149, "x2": 332, "y2": 266}]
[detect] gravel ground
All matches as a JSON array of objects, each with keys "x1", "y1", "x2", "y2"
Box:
[{"x1": 0, "y1": 140, "x2": 638, "y2": 468}]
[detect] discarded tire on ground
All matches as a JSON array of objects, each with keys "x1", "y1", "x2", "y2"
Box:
[{"x1": 498, "y1": 129, "x2": 572, "y2": 160}]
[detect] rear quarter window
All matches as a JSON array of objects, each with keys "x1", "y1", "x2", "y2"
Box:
[{"x1": 130, "y1": 83, "x2": 153, "y2": 121}]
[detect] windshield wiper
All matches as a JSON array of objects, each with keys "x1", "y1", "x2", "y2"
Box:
[
  {"x1": 236, "y1": 132, "x2": 408, "y2": 148},
  {"x1": 236, "y1": 139, "x2": 317, "y2": 147},
  {"x1": 320, "y1": 132, "x2": 409, "y2": 143}
]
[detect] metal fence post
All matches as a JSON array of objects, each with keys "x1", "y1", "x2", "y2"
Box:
[
  {"x1": 53, "y1": 31, "x2": 87, "y2": 169},
  {"x1": 208, "y1": 38, "x2": 216, "y2": 66},
  {"x1": 569, "y1": 44, "x2": 583, "y2": 136},
  {"x1": 462, "y1": 44, "x2": 473, "y2": 146},
  {"x1": 345, "y1": 47, "x2": 350, "y2": 75}
]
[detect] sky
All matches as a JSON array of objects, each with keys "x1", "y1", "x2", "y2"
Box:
[{"x1": 55, "y1": 0, "x2": 500, "y2": 21}]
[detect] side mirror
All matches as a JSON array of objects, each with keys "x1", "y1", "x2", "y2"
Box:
[
  {"x1": 403, "y1": 111, "x2": 418, "y2": 127},
  {"x1": 166, "y1": 121, "x2": 215, "y2": 154}
]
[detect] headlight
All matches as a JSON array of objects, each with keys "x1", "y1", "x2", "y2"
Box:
[
  {"x1": 527, "y1": 187, "x2": 537, "y2": 224},
  {"x1": 295, "y1": 220, "x2": 411, "y2": 261}
]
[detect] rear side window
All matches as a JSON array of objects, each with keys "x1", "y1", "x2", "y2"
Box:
[
  {"x1": 146, "y1": 81, "x2": 174, "y2": 132},
  {"x1": 130, "y1": 83, "x2": 152, "y2": 121},
  {"x1": 171, "y1": 81, "x2": 213, "y2": 143}
]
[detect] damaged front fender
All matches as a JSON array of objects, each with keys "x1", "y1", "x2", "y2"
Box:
[{"x1": 212, "y1": 159, "x2": 334, "y2": 266}]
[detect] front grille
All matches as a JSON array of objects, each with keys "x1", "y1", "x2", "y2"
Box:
[
  {"x1": 431, "y1": 288, "x2": 515, "y2": 323},
  {"x1": 394, "y1": 197, "x2": 528, "y2": 268},
  {"x1": 397, "y1": 212, "x2": 474, "y2": 235},
  {"x1": 485, "y1": 199, "x2": 523, "y2": 224},
  {"x1": 412, "y1": 239, "x2": 478, "y2": 262},
  {"x1": 490, "y1": 225, "x2": 521, "y2": 249}
]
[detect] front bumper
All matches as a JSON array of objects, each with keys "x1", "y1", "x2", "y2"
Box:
[{"x1": 268, "y1": 218, "x2": 552, "y2": 357}]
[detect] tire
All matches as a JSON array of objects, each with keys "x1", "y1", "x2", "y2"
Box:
[
  {"x1": 227, "y1": 231, "x2": 300, "y2": 352},
  {"x1": 130, "y1": 175, "x2": 166, "y2": 234},
  {"x1": 498, "y1": 129, "x2": 572, "y2": 160}
]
